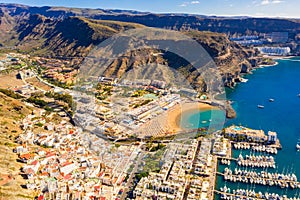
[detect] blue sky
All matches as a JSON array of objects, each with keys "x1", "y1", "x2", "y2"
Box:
[{"x1": 1, "y1": 0, "x2": 299, "y2": 18}]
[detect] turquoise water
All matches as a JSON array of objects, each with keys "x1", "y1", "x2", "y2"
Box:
[
  {"x1": 180, "y1": 109, "x2": 226, "y2": 131},
  {"x1": 182, "y1": 58, "x2": 300, "y2": 198}
]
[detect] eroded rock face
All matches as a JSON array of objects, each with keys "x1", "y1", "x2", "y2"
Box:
[
  {"x1": 240, "y1": 62, "x2": 252, "y2": 73},
  {"x1": 225, "y1": 101, "x2": 237, "y2": 119},
  {"x1": 0, "y1": 6, "x2": 263, "y2": 104}
]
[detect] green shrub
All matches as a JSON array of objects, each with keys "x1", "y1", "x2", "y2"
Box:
[{"x1": 0, "y1": 89, "x2": 23, "y2": 99}]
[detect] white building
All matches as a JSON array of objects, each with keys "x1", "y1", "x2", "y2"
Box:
[
  {"x1": 256, "y1": 47, "x2": 291, "y2": 56},
  {"x1": 267, "y1": 131, "x2": 277, "y2": 144},
  {"x1": 60, "y1": 163, "x2": 76, "y2": 175}
]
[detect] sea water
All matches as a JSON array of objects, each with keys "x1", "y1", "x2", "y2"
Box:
[
  {"x1": 215, "y1": 58, "x2": 300, "y2": 198},
  {"x1": 182, "y1": 57, "x2": 300, "y2": 198}
]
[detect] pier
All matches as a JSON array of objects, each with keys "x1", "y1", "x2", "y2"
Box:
[
  {"x1": 236, "y1": 154, "x2": 276, "y2": 168},
  {"x1": 218, "y1": 154, "x2": 276, "y2": 168},
  {"x1": 215, "y1": 187, "x2": 300, "y2": 200},
  {"x1": 233, "y1": 142, "x2": 279, "y2": 154},
  {"x1": 219, "y1": 168, "x2": 300, "y2": 189},
  {"x1": 214, "y1": 189, "x2": 265, "y2": 200}
]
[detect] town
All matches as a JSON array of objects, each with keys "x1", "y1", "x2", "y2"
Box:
[{"x1": 0, "y1": 52, "x2": 291, "y2": 200}]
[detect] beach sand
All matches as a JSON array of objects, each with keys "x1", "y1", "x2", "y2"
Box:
[
  {"x1": 136, "y1": 101, "x2": 218, "y2": 138},
  {"x1": 166, "y1": 102, "x2": 217, "y2": 133}
]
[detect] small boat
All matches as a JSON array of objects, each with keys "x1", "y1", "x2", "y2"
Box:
[
  {"x1": 257, "y1": 105, "x2": 265, "y2": 109},
  {"x1": 269, "y1": 98, "x2": 275, "y2": 102},
  {"x1": 201, "y1": 120, "x2": 208, "y2": 124},
  {"x1": 296, "y1": 143, "x2": 300, "y2": 151},
  {"x1": 240, "y1": 78, "x2": 248, "y2": 83}
]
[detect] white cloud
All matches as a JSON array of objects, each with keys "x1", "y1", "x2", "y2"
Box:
[
  {"x1": 179, "y1": 2, "x2": 188, "y2": 7},
  {"x1": 179, "y1": 1, "x2": 200, "y2": 7},
  {"x1": 272, "y1": 0, "x2": 284, "y2": 3},
  {"x1": 260, "y1": 0, "x2": 284, "y2": 5},
  {"x1": 261, "y1": 0, "x2": 270, "y2": 5}
]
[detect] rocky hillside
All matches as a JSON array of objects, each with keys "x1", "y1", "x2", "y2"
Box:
[
  {"x1": 185, "y1": 31, "x2": 259, "y2": 87},
  {"x1": 0, "y1": 92, "x2": 35, "y2": 200},
  {"x1": 0, "y1": 13, "x2": 145, "y2": 57},
  {"x1": 0, "y1": 4, "x2": 264, "y2": 89},
  {"x1": 2, "y1": 3, "x2": 300, "y2": 35},
  {"x1": 95, "y1": 30, "x2": 258, "y2": 90}
]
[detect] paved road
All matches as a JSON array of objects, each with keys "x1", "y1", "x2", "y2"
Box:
[{"x1": 120, "y1": 151, "x2": 145, "y2": 200}]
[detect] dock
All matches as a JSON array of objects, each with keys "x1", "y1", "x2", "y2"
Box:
[
  {"x1": 214, "y1": 190, "x2": 266, "y2": 200},
  {"x1": 218, "y1": 168, "x2": 300, "y2": 189}
]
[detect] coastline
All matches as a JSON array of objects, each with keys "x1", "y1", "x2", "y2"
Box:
[
  {"x1": 259, "y1": 55, "x2": 297, "y2": 67},
  {"x1": 258, "y1": 61, "x2": 279, "y2": 68},
  {"x1": 140, "y1": 55, "x2": 300, "y2": 138},
  {"x1": 258, "y1": 55, "x2": 297, "y2": 68},
  {"x1": 135, "y1": 101, "x2": 218, "y2": 138},
  {"x1": 219, "y1": 58, "x2": 300, "y2": 198},
  {"x1": 262, "y1": 55, "x2": 296, "y2": 60},
  {"x1": 166, "y1": 102, "x2": 217, "y2": 133}
]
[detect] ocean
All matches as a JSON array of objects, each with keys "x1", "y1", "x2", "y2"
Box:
[
  {"x1": 183, "y1": 57, "x2": 300, "y2": 198},
  {"x1": 218, "y1": 57, "x2": 300, "y2": 198}
]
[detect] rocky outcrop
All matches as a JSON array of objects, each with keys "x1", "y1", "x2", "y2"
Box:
[
  {"x1": 240, "y1": 62, "x2": 252, "y2": 73},
  {"x1": 0, "y1": 10, "x2": 260, "y2": 82},
  {"x1": 0, "y1": 6, "x2": 266, "y2": 119},
  {"x1": 225, "y1": 101, "x2": 237, "y2": 119}
]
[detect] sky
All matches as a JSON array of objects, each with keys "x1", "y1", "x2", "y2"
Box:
[{"x1": 1, "y1": 0, "x2": 300, "y2": 18}]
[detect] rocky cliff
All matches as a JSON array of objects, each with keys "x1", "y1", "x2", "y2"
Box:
[
  {"x1": 2, "y1": 3, "x2": 300, "y2": 35},
  {"x1": 0, "y1": 4, "x2": 264, "y2": 95},
  {"x1": 8, "y1": 15, "x2": 144, "y2": 57}
]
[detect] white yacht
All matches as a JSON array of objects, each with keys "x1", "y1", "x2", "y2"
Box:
[{"x1": 257, "y1": 105, "x2": 265, "y2": 109}]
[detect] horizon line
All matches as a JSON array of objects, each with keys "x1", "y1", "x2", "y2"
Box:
[{"x1": 1, "y1": 2, "x2": 300, "y2": 19}]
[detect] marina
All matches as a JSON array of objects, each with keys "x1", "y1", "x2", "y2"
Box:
[
  {"x1": 236, "y1": 154, "x2": 276, "y2": 168},
  {"x1": 233, "y1": 143, "x2": 278, "y2": 154},
  {"x1": 219, "y1": 154, "x2": 276, "y2": 169},
  {"x1": 252, "y1": 145, "x2": 278, "y2": 155},
  {"x1": 216, "y1": 186, "x2": 300, "y2": 200},
  {"x1": 221, "y1": 167, "x2": 299, "y2": 189},
  {"x1": 215, "y1": 58, "x2": 300, "y2": 200},
  {"x1": 215, "y1": 130, "x2": 291, "y2": 199}
]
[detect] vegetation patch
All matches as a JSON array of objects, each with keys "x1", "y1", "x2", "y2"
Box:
[{"x1": 0, "y1": 89, "x2": 23, "y2": 99}]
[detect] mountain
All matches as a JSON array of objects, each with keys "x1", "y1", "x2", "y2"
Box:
[
  {"x1": 0, "y1": 3, "x2": 271, "y2": 90},
  {"x1": 0, "y1": 13, "x2": 145, "y2": 57},
  {"x1": 2, "y1": 3, "x2": 300, "y2": 35}
]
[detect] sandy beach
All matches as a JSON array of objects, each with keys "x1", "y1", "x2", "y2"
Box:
[
  {"x1": 136, "y1": 101, "x2": 217, "y2": 138},
  {"x1": 166, "y1": 102, "x2": 217, "y2": 133}
]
